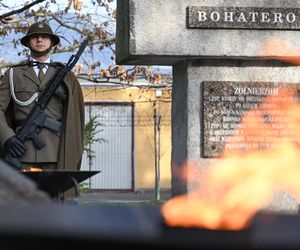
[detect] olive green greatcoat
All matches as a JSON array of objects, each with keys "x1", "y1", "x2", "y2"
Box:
[{"x1": 0, "y1": 62, "x2": 85, "y2": 170}]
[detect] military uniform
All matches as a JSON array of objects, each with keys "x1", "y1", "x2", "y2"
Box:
[
  {"x1": 0, "y1": 22, "x2": 85, "y2": 171},
  {"x1": 0, "y1": 62, "x2": 84, "y2": 171}
]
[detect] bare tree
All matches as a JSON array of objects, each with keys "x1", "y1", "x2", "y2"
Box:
[
  {"x1": 0, "y1": 0, "x2": 169, "y2": 85},
  {"x1": 0, "y1": 1, "x2": 114, "y2": 74}
]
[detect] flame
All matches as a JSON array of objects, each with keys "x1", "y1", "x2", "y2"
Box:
[
  {"x1": 22, "y1": 167, "x2": 43, "y2": 172},
  {"x1": 260, "y1": 38, "x2": 300, "y2": 65},
  {"x1": 162, "y1": 85, "x2": 300, "y2": 230},
  {"x1": 162, "y1": 38, "x2": 300, "y2": 231}
]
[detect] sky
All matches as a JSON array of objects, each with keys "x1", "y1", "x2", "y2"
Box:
[
  {"x1": 0, "y1": 1, "x2": 116, "y2": 64},
  {"x1": 0, "y1": 0, "x2": 114, "y2": 14},
  {"x1": 0, "y1": 0, "x2": 172, "y2": 74}
]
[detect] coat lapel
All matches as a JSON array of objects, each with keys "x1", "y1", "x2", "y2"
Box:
[
  {"x1": 22, "y1": 62, "x2": 58, "y2": 88},
  {"x1": 23, "y1": 66, "x2": 40, "y2": 86},
  {"x1": 40, "y1": 66, "x2": 56, "y2": 88}
]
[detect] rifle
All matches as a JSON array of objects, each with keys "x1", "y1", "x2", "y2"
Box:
[{"x1": 5, "y1": 38, "x2": 89, "y2": 169}]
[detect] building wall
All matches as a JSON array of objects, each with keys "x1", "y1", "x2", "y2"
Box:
[{"x1": 81, "y1": 85, "x2": 172, "y2": 190}]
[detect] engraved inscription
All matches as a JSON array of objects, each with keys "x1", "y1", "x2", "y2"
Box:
[
  {"x1": 188, "y1": 7, "x2": 300, "y2": 30},
  {"x1": 201, "y1": 81, "x2": 300, "y2": 157}
]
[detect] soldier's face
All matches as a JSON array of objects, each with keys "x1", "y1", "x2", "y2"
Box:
[{"x1": 28, "y1": 35, "x2": 52, "y2": 53}]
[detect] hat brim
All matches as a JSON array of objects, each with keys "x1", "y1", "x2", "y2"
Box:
[{"x1": 21, "y1": 32, "x2": 60, "y2": 47}]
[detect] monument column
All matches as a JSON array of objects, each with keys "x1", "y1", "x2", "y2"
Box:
[{"x1": 116, "y1": 0, "x2": 300, "y2": 201}]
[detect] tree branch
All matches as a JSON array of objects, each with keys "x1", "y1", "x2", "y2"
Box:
[
  {"x1": 0, "y1": 0, "x2": 46, "y2": 20},
  {"x1": 47, "y1": 12, "x2": 85, "y2": 35}
]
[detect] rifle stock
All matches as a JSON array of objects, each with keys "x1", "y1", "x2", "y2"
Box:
[{"x1": 5, "y1": 38, "x2": 89, "y2": 169}]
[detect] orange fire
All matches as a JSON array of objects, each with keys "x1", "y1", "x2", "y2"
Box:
[
  {"x1": 162, "y1": 84, "x2": 300, "y2": 231},
  {"x1": 260, "y1": 38, "x2": 300, "y2": 65},
  {"x1": 22, "y1": 167, "x2": 43, "y2": 172}
]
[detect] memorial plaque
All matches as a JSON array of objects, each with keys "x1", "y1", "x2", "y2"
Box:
[
  {"x1": 188, "y1": 6, "x2": 300, "y2": 30},
  {"x1": 201, "y1": 81, "x2": 300, "y2": 158}
]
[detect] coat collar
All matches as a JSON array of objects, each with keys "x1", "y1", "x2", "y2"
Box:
[{"x1": 21, "y1": 60, "x2": 57, "y2": 87}]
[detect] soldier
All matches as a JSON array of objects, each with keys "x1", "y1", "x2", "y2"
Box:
[{"x1": 0, "y1": 22, "x2": 85, "y2": 172}]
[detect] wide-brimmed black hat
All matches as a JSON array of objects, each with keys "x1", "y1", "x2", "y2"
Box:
[{"x1": 21, "y1": 22, "x2": 60, "y2": 47}]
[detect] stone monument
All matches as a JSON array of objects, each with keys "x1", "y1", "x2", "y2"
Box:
[{"x1": 116, "y1": 0, "x2": 300, "y2": 212}]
